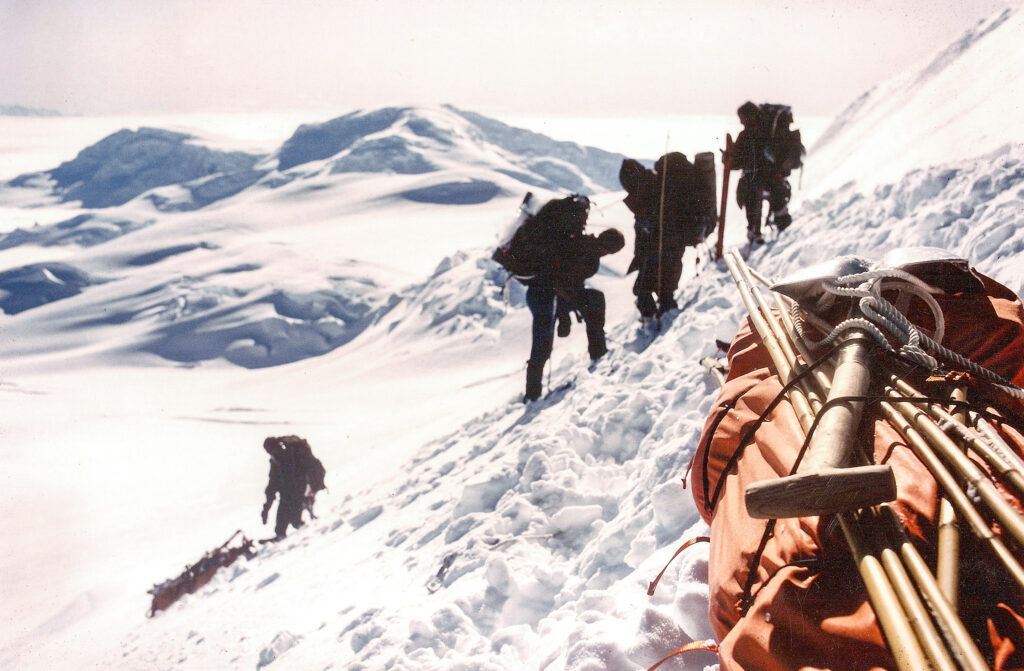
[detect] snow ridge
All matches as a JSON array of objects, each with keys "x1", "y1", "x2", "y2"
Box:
[
  {"x1": 3, "y1": 106, "x2": 628, "y2": 214},
  {"x1": 805, "y1": 5, "x2": 1024, "y2": 197}
]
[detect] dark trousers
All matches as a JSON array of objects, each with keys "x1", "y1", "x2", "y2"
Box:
[
  {"x1": 525, "y1": 285, "x2": 606, "y2": 399},
  {"x1": 633, "y1": 247, "x2": 683, "y2": 316},
  {"x1": 738, "y1": 173, "x2": 791, "y2": 232},
  {"x1": 275, "y1": 496, "x2": 305, "y2": 537},
  {"x1": 632, "y1": 221, "x2": 683, "y2": 317}
]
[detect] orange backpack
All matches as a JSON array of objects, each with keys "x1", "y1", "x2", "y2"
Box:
[{"x1": 690, "y1": 268, "x2": 1024, "y2": 670}]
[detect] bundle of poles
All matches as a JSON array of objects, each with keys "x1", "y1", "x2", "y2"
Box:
[{"x1": 721, "y1": 249, "x2": 1024, "y2": 671}]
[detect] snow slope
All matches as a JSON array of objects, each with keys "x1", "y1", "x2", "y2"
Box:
[
  {"x1": 2, "y1": 5, "x2": 1024, "y2": 670},
  {"x1": 806, "y1": 6, "x2": 1024, "y2": 198}
]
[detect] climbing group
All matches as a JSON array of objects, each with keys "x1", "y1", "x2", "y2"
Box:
[{"x1": 494, "y1": 101, "x2": 805, "y2": 402}]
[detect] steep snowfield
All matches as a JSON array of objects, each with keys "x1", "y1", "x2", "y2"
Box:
[
  {"x1": 806, "y1": 6, "x2": 1024, "y2": 198},
  {"x1": 1, "y1": 6, "x2": 1024, "y2": 671}
]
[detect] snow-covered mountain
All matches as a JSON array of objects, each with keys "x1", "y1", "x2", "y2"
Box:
[
  {"x1": 2, "y1": 5, "x2": 1023, "y2": 671},
  {"x1": 6, "y1": 105, "x2": 625, "y2": 212},
  {"x1": 0, "y1": 105, "x2": 628, "y2": 369},
  {"x1": 0, "y1": 104, "x2": 60, "y2": 117}
]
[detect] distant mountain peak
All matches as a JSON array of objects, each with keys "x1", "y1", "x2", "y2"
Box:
[
  {"x1": 4, "y1": 106, "x2": 628, "y2": 212},
  {"x1": 0, "y1": 104, "x2": 61, "y2": 117}
]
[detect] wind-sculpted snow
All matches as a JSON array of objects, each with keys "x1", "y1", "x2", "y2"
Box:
[
  {"x1": 379, "y1": 251, "x2": 520, "y2": 338},
  {"x1": 0, "y1": 262, "x2": 97, "y2": 314},
  {"x1": 276, "y1": 108, "x2": 408, "y2": 171},
  {"x1": 804, "y1": 6, "x2": 1024, "y2": 197},
  {"x1": 330, "y1": 136, "x2": 437, "y2": 175},
  {"x1": 449, "y1": 106, "x2": 626, "y2": 192},
  {"x1": 36, "y1": 127, "x2": 263, "y2": 209},
  {"x1": 143, "y1": 282, "x2": 391, "y2": 368},
  {"x1": 0, "y1": 213, "x2": 152, "y2": 249},
  {"x1": 131, "y1": 251, "x2": 511, "y2": 367},
  {"x1": 274, "y1": 106, "x2": 625, "y2": 197},
  {"x1": 911, "y1": 7, "x2": 1013, "y2": 87},
  {"x1": 792, "y1": 143, "x2": 1024, "y2": 295}
]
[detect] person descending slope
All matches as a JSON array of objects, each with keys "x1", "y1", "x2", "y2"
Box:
[
  {"x1": 729, "y1": 101, "x2": 805, "y2": 245},
  {"x1": 492, "y1": 194, "x2": 625, "y2": 402}
]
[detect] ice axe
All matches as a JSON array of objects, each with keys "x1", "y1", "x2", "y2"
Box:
[{"x1": 742, "y1": 257, "x2": 896, "y2": 519}]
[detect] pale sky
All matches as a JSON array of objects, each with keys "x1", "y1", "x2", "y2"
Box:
[{"x1": 0, "y1": 0, "x2": 1011, "y2": 118}]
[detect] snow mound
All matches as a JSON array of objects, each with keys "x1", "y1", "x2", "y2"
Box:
[
  {"x1": 0, "y1": 262, "x2": 97, "y2": 314},
  {"x1": 272, "y1": 105, "x2": 625, "y2": 198},
  {"x1": 142, "y1": 277, "x2": 391, "y2": 368},
  {"x1": 449, "y1": 107, "x2": 626, "y2": 192},
  {"x1": 276, "y1": 108, "x2": 408, "y2": 171},
  {"x1": 36, "y1": 127, "x2": 263, "y2": 209}
]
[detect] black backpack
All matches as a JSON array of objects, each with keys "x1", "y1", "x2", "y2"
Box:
[
  {"x1": 492, "y1": 194, "x2": 590, "y2": 283},
  {"x1": 653, "y1": 152, "x2": 717, "y2": 248},
  {"x1": 758, "y1": 104, "x2": 805, "y2": 174}
]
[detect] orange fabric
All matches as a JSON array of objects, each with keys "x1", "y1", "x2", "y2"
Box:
[{"x1": 691, "y1": 270, "x2": 1024, "y2": 670}]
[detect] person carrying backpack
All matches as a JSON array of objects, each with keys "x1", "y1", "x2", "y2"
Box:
[
  {"x1": 620, "y1": 153, "x2": 706, "y2": 320},
  {"x1": 493, "y1": 194, "x2": 624, "y2": 402},
  {"x1": 260, "y1": 435, "x2": 327, "y2": 541},
  {"x1": 730, "y1": 101, "x2": 804, "y2": 244}
]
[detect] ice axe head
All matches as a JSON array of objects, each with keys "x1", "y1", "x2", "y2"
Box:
[{"x1": 743, "y1": 317, "x2": 896, "y2": 519}]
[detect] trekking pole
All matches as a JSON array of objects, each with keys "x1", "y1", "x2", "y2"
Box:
[
  {"x1": 935, "y1": 387, "x2": 965, "y2": 607},
  {"x1": 844, "y1": 507, "x2": 976, "y2": 671},
  {"x1": 884, "y1": 383, "x2": 1024, "y2": 550},
  {"x1": 878, "y1": 377, "x2": 1024, "y2": 500},
  {"x1": 881, "y1": 385, "x2": 1024, "y2": 590},
  {"x1": 972, "y1": 414, "x2": 1024, "y2": 495},
  {"x1": 723, "y1": 251, "x2": 818, "y2": 429}
]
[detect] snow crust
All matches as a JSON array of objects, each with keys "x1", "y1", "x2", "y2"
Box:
[{"x1": 1, "y1": 6, "x2": 1023, "y2": 670}]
